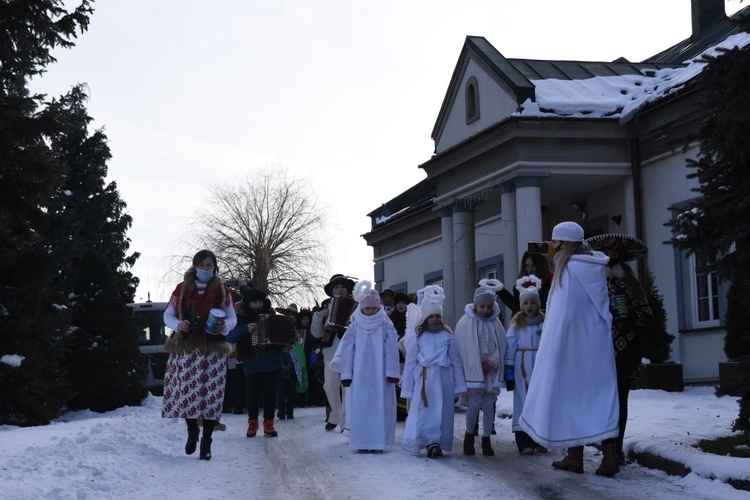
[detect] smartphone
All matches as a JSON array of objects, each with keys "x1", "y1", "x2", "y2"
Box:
[
  {"x1": 527, "y1": 242, "x2": 549, "y2": 254},
  {"x1": 226, "y1": 279, "x2": 238, "y2": 288}
]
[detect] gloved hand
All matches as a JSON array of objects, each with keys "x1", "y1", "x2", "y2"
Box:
[
  {"x1": 386, "y1": 377, "x2": 399, "y2": 384},
  {"x1": 505, "y1": 380, "x2": 515, "y2": 391},
  {"x1": 341, "y1": 379, "x2": 352, "y2": 387},
  {"x1": 481, "y1": 360, "x2": 493, "y2": 374}
]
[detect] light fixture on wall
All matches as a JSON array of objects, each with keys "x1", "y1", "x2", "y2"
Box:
[{"x1": 570, "y1": 201, "x2": 588, "y2": 220}]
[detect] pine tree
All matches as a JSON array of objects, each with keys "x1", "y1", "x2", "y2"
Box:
[
  {"x1": 48, "y1": 86, "x2": 146, "y2": 411},
  {"x1": 667, "y1": 19, "x2": 750, "y2": 432},
  {"x1": 0, "y1": 1, "x2": 93, "y2": 426},
  {"x1": 642, "y1": 271, "x2": 674, "y2": 364}
]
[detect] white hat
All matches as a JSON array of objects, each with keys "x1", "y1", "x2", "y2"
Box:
[
  {"x1": 552, "y1": 221, "x2": 584, "y2": 242},
  {"x1": 419, "y1": 285, "x2": 445, "y2": 319},
  {"x1": 516, "y1": 275, "x2": 542, "y2": 306}
]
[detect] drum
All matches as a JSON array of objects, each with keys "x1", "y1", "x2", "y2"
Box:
[
  {"x1": 251, "y1": 314, "x2": 296, "y2": 349},
  {"x1": 322, "y1": 296, "x2": 356, "y2": 346}
]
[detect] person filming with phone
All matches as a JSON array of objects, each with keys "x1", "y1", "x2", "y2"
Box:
[{"x1": 497, "y1": 245, "x2": 554, "y2": 316}]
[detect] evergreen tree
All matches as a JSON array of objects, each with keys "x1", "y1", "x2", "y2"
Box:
[
  {"x1": 48, "y1": 86, "x2": 146, "y2": 411},
  {"x1": 642, "y1": 270, "x2": 674, "y2": 364},
  {"x1": 667, "y1": 18, "x2": 750, "y2": 432},
  {"x1": 0, "y1": 0, "x2": 93, "y2": 426}
]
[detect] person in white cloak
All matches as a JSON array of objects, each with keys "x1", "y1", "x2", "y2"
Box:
[
  {"x1": 454, "y1": 279, "x2": 507, "y2": 457},
  {"x1": 401, "y1": 286, "x2": 466, "y2": 458},
  {"x1": 518, "y1": 221, "x2": 620, "y2": 477},
  {"x1": 503, "y1": 275, "x2": 547, "y2": 455},
  {"x1": 338, "y1": 281, "x2": 400, "y2": 453}
]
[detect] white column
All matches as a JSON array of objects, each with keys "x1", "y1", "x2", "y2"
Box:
[
  {"x1": 453, "y1": 204, "x2": 476, "y2": 323},
  {"x1": 440, "y1": 209, "x2": 456, "y2": 327},
  {"x1": 499, "y1": 182, "x2": 517, "y2": 318},
  {"x1": 515, "y1": 176, "x2": 544, "y2": 259}
]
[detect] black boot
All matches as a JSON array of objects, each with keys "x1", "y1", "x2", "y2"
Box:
[
  {"x1": 481, "y1": 436, "x2": 495, "y2": 456},
  {"x1": 463, "y1": 432, "x2": 475, "y2": 455},
  {"x1": 185, "y1": 419, "x2": 200, "y2": 455},
  {"x1": 199, "y1": 437, "x2": 212, "y2": 460}
]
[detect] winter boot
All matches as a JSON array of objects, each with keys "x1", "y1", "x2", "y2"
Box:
[
  {"x1": 551, "y1": 445, "x2": 584, "y2": 474},
  {"x1": 185, "y1": 420, "x2": 200, "y2": 455},
  {"x1": 246, "y1": 418, "x2": 259, "y2": 438},
  {"x1": 199, "y1": 437, "x2": 212, "y2": 461},
  {"x1": 481, "y1": 436, "x2": 495, "y2": 456},
  {"x1": 263, "y1": 419, "x2": 278, "y2": 437},
  {"x1": 595, "y1": 440, "x2": 620, "y2": 477},
  {"x1": 463, "y1": 432, "x2": 475, "y2": 455}
]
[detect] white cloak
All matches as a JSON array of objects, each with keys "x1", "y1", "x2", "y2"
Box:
[
  {"x1": 504, "y1": 318, "x2": 543, "y2": 432},
  {"x1": 519, "y1": 252, "x2": 620, "y2": 448},
  {"x1": 339, "y1": 307, "x2": 400, "y2": 451},
  {"x1": 401, "y1": 330, "x2": 466, "y2": 453},
  {"x1": 454, "y1": 303, "x2": 507, "y2": 393}
]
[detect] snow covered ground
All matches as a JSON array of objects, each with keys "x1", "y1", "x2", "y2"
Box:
[{"x1": 0, "y1": 386, "x2": 747, "y2": 499}]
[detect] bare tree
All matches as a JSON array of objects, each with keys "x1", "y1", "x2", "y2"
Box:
[{"x1": 184, "y1": 167, "x2": 328, "y2": 305}]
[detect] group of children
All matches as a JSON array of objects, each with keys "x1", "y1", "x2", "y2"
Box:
[{"x1": 324, "y1": 273, "x2": 546, "y2": 459}]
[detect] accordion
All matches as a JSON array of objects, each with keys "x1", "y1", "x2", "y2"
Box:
[
  {"x1": 249, "y1": 314, "x2": 296, "y2": 349},
  {"x1": 322, "y1": 296, "x2": 356, "y2": 347}
]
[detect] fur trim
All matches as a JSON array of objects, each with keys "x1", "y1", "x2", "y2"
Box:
[
  {"x1": 515, "y1": 275, "x2": 542, "y2": 294},
  {"x1": 164, "y1": 332, "x2": 233, "y2": 355},
  {"x1": 478, "y1": 278, "x2": 504, "y2": 292}
]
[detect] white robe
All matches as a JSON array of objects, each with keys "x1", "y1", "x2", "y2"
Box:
[
  {"x1": 401, "y1": 329, "x2": 466, "y2": 454},
  {"x1": 339, "y1": 307, "x2": 400, "y2": 451},
  {"x1": 504, "y1": 317, "x2": 543, "y2": 432},
  {"x1": 519, "y1": 252, "x2": 620, "y2": 448}
]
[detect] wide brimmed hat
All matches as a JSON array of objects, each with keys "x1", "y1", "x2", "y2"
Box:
[
  {"x1": 585, "y1": 233, "x2": 648, "y2": 262},
  {"x1": 324, "y1": 274, "x2": 356, "y2": 296}
]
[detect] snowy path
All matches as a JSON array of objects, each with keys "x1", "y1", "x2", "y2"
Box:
[{"x1": 1, "y1": 394, "x2": 745, "y2": 500}]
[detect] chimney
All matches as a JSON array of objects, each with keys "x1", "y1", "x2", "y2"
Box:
[{"x1": 691, "y1": 0, "x2": 727, "y2": 40}]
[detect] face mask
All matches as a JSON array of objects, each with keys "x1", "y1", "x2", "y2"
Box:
[{"x1": 196, "y1": 268, "x2": 214, "y2": 282}]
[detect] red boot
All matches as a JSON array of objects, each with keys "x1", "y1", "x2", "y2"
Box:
[
  {"x1": 246, "y1": 418, "x2": 259, "y2": 438},
  {"x1": 263, "y1": 419, "x2": 278, "y2": 437}
]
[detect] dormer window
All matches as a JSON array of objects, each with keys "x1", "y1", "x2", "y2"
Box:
[{"x1": 466, "y1": 76, "x2": 480, "y2": 124}]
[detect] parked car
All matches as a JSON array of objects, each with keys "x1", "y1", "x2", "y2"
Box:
[{"x1": 128, "y1": 301, "x2": 171, "y2": 395}]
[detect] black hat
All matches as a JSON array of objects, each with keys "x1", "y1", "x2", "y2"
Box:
[
  {"x1": 297, "y1": 308, "x2": 313, "y2": 328},
  {"x1": 585, "y1": 233, "x2": 648, "y2": 262},
  {"x1": 323, "y1": 274, "x2": 356, "y2": 296},
  {"x1": 393, "y1": 292, "x2": 410, "y2": 304},
  {"x1": 243, "y1": 287, "x2": 266, "y2": 302},
  {"x1": 380, "y1": 289, "x2": 394, "y2": 297}
]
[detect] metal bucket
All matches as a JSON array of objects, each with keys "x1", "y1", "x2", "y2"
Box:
[{"x1": 205, "y1": 308, "x2": 227, "y2": 334}]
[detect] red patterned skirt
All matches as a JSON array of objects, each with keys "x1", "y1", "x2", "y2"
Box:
[{"x1": 162, "y1": 349, "x2": 227, "y2": 420}]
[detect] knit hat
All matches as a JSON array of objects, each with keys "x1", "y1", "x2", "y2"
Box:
[
  {"x1": 353, "y1": 280, "x2": 381, "y2": 309},
  {"x1": 393, "y1": 291, "x2": 410, "y2": 305},
  {"x1": 551, "y1": 221, "x2": 584, "y2": 242},
  {"x1": 243, "y1": 287, "x2": 266, "y2": 302},
  {"x1": 516, "y1": 275, "x2": 542, "y2": 307},
  {"x1": 473, "y1": 279, "x2": 503, "y2": 307},
  {"x1": 419, "y1": 285, "x2": 445, "y2": 319},
  {"x1": 324, "y1": 274, "x2": 356, "y2": 296}
]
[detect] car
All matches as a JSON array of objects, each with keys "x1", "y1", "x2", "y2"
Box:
[{"x1": 128, "y1": 301, "x2": 172, "y2": 395}]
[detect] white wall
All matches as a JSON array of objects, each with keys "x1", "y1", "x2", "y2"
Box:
[
  {"x1": 436, "y1": 58, "x2": 518, "y2": 154},
  {"x1": 380, "y1": 238, "x2": 442, "y2": 293}
]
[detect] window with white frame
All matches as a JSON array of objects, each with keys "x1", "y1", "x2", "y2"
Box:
[{"x1": 689, "y1": 253, "x2": 720, "y2": 327}]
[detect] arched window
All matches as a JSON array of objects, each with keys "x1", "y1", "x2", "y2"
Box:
[{"x1": 465, "y1": 76, "x2": 479, "y2": 123}]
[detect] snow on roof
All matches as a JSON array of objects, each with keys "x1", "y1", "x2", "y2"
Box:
[{"x1": 514, "y1": 33, "x2": 750, "y2": 123}]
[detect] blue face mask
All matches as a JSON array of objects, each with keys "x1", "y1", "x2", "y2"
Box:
[{"x1": 196, "y1": 268, "x2": 214, "y2": 282}]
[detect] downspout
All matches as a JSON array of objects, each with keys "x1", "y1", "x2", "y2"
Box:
[{"x1": 630, "y1": 137, "x2": 646, "y2": 280}]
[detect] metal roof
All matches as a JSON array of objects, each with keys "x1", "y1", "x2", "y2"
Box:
[
  {"x1": 506, "y1": 59, "x2": 682, "y2": 81},
  {"x1": 643, "y1": 5, "x2": 750, "y2": 64}
]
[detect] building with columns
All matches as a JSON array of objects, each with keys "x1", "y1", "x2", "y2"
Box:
[{"x1": 363, "y1": 1, "x2": 749, "y2": 383}]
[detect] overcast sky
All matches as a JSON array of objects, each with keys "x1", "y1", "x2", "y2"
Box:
[{"x1": 30, "y1": 0, "x2": 746, "y2": 304}]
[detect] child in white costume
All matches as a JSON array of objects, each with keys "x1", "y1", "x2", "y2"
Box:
[
  {"x1": 338, "y1": 281, "x2": 400, "y2": 453},
  {"x1": 401, "y1": 286, "x2": 466, "y2": 458},
  {"x1": 454, "y1": 279, "x2": 507, "y2": 456},
  {"x1": 504, "y1": 275, "x2": 547, "y2": 455}
]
